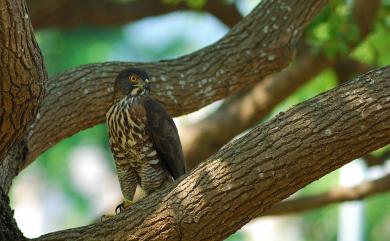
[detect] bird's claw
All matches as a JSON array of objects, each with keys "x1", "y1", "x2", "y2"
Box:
[
  {"x1": 115, "y1": 199, "x2": 134, "y2": 214},
  {"x1": 100, "y1": 199, "x2": 134, "y2": 222}
]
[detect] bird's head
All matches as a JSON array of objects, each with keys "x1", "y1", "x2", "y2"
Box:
[{"x1": 113, "y1": 68, "x2": 151, "y2": 100}]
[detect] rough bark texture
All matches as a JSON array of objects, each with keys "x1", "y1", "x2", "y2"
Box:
[
  {"x1": 0, "y1": 140, "x2": 27, "y2": 194},
  {"x1": 0, "y1": 0, "x2": 46, "y2": 239},
  {"x1": 0, "y1": 0, "x2": 46, "y2": 162},
  {"x1": 264, "y1": 174, "x2": 390, "y2": 216},
  {"x1": 35, "y1": 67, "x2": 390, "y2": 241},
  {"x1": 28, "y1": 0, "x2": 241, "y2": 29},
  {"x1": 15, "y1": 0, "x2": 329, "y2": 174},
  {"x1": 182, "y1": 0, "x2": 381, "y2": 169},
  {"x1": 0, "y1": 188, "x2": 25, "y2": 241}
]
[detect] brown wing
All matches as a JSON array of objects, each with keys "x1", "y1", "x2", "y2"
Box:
[{"x1": 144, "y1": 96, "x2": 186, "y2": 179}]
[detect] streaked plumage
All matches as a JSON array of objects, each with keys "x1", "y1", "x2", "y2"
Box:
[{"x1": 106, "y1": 68, "x2": 186, "y2": 206}]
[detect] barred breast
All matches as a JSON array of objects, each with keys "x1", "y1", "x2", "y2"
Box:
[{"x1": 106, "y1": 95, "x2": 172, "y2": 196}]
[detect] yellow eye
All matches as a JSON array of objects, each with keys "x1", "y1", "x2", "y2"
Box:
[{"x1": 128, "y1": 75, "x2": 137, "y2": 83}]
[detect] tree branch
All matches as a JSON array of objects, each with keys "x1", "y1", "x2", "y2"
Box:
[
  {"x1": 14, "y1": 0, "x2": 328, "y2": 176},
  {"x1": 0, "y1": 0, "x2": 46, "y2": 162},
  {"x1": 0, "y1": 188, "x2": 25, "y2": 240},
  {"x1": 182, "y1": 0, "x2": 381, "y2": 169},
  {"x1": 0, "y1": 0, "x2": 46, "y2": 238},
  {"x1": 35, "y1": 66, "x2": 390, "y2": 241},
  {"x1": 263, "y1": 174, "x2": 390, "y2": 216},
  {"x1": 28, "y1": 0, "x2": 241, "y2": 29}
]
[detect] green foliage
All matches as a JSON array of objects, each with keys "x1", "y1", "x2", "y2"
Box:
[
  {"x1": 365, "y1": 193, "x2": 390, "y2": 241},
  {"x1": 225, "y1": 232, "x2": 247, "y2": 241},
  {"x1": 36, "y1": 124, "x2": 113, "y2": 216},
  {"x1": 36, "y1": 27, "x2": 124, "y2": 75},
  {"x1": 302, "y1": 206, "x2": 339, "y2": 241},
  {"x1": 298, "y1": 172, "x2": 340, "y2": 241},
  {"x1": 163, "y1": 0, "x2": 208, "y2": 9},
  {"x1": 306, "y1": 0, "x2": 360, "y2": 58},
  {"x1": 352, "y1": 11, "x2": 390, "y2": 65}
]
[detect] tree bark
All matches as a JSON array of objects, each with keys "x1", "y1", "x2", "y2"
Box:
[
  {"x1": 35, "y1": 66, "x2": 390, "y2": 241},
  {"x1": 0, "y1": 188, "x2": 25, "y2": 241},
  {"x1": 0, "y1": 0, "x2": 46, "y2": 239},
  {"x1": 28, "y1": 0, "x2": 241, "y2": 29},
  {"x1": 0, "y1": 0, "x2": 46, "y2": 162},
  {"x1": 12, "y1": 0, "x2": 328, "y2": 177}
]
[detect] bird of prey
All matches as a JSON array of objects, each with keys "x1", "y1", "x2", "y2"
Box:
[{"x1": 106, "y1": 68, "x2": 186, "y2": 212}]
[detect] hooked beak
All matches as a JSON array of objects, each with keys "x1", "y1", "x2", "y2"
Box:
[{"x1": 131, "y1": 80, "x2": 150, "y2": 93}]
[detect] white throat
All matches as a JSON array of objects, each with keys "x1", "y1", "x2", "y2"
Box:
[{"x1": 129, "y1": 88, "x2": 146, "y2": 96}]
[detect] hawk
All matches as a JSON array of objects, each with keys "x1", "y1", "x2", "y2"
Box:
[{"x1": 106, "y1": 68, "x2": 186, "y2": 212}]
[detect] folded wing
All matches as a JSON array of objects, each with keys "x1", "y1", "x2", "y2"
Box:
[{"x1": 144, "y1": 97, "x2": 186, "y2": 179}]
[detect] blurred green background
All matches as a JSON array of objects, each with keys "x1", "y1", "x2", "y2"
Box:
[{"x1": 9, "y1": 0, "x2": 390, "y2": 240}]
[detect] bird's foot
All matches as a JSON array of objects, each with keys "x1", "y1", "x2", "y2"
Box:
[
  {"x1": 100, "y1": 199, "x2": 134, "y2": 222},
  {"x1": 115, "y1": 198, "x2": 134, "y2": 214}
]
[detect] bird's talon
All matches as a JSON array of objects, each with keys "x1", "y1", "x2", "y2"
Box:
[{"x1": 115, "y1": 199, "x2": 133, "y2": 214}]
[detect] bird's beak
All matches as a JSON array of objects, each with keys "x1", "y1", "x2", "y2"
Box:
[{"x1": 130, "y1": 80, "x2": 150, "y2": 94}]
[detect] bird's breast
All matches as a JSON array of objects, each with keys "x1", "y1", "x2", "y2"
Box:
[
  {"x1": 106, "y1": 96, "x2": 159, "y2": 167},
  {"x1": 107, "y1": 97, "x2": 146, "y2": 145}
]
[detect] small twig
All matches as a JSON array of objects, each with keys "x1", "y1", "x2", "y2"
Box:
[{"x1": 263, "y1": 174, "x2": 390, "y2": 216}]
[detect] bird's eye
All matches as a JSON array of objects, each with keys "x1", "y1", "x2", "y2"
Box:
[{"x1": 128, "y1": 75, "x2": 137, "y2": 83}]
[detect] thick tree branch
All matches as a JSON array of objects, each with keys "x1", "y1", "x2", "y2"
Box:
[
  {"x1": 0, "y1": 0, "x2": 46, "y2": 239},
  {"x1": 0, "y1": 0, "x2": 46, "y2": 162},
  {"x1": 14, "y1": 0, "x2": 329, "y2": 175},
  {"x1": 263, "y1": 174, "x2": 390, "y2": 216},
  {"x1": 182, "y1": 0, "x2": 381, "y2": 169},
  {"x1": 35, "y1": 67, "x2": 390, "y2": 241},
  {"x1": 28, "y1": 0, "x2": 241, "y2": 29}
]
